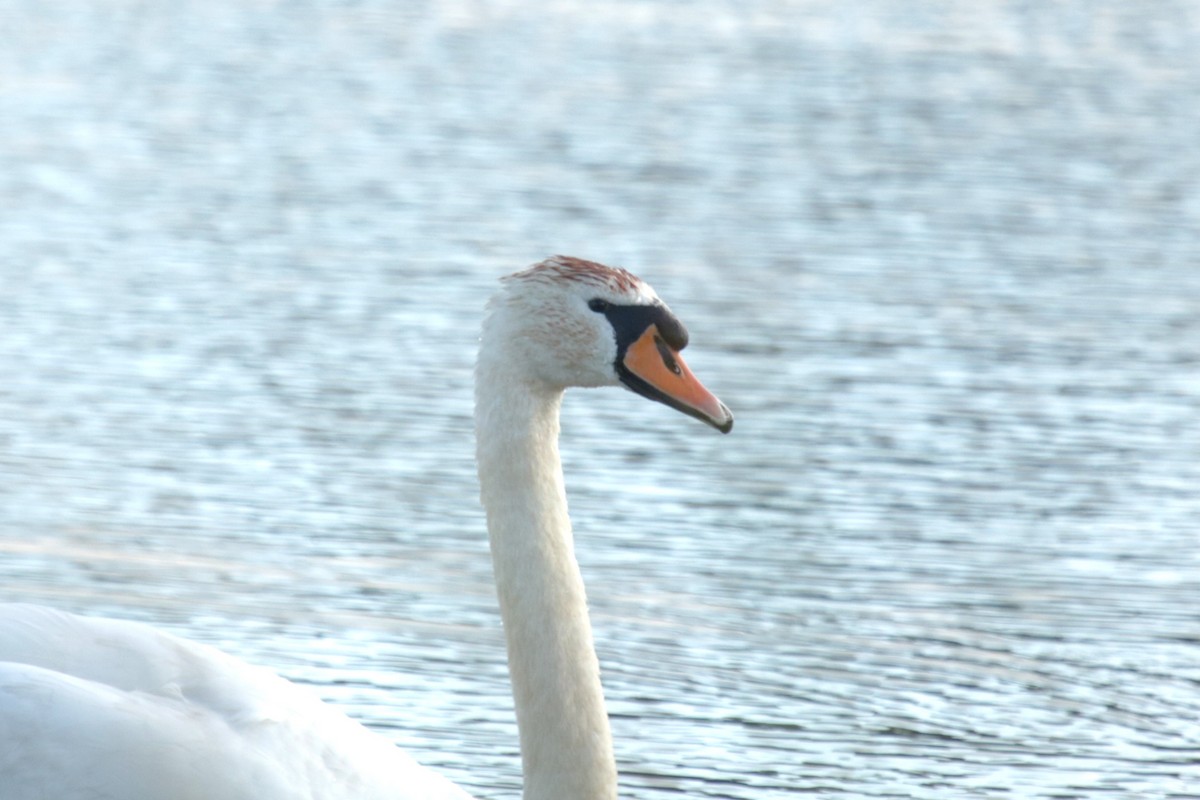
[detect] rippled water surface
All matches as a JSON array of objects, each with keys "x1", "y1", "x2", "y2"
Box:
[{"x1": 3, "y1": 2, "x2": 1200, "y2": 797}]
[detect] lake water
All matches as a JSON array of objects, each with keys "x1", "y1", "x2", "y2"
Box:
[{"x1": 2, "y1": 1, "x2": 1199, "y2": 797}]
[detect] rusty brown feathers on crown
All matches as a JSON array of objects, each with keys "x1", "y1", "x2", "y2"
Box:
[{"x1": 508, "y1": 255, "x2": 644, "y2": 294}]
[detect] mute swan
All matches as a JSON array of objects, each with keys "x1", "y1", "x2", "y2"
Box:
[{"x1": 0, "y1": 255, "x2": 733, "y2": 800}]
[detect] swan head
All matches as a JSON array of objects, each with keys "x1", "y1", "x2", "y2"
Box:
[{"x1": 482, "y1": 256, "x2": 733, "y2": 433}]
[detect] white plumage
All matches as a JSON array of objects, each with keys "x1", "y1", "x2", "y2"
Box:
[
  {"x1": 0, "y1": 604, "x2": 471, "y2": 799},
  {"x1": 0, "y1": 257, "x2": 731, "y2": 800}
]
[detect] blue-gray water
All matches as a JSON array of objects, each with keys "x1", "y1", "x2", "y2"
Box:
[{"x1": 2, "y1": 2, "x2": 1200, "y2": 797}]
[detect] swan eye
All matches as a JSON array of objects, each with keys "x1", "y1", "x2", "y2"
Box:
[
  {"x1": 655, "y1": 336, "x2": 683, "y2": 376},
  {"x1": 587, "y1": 298, "x2": 609, "y2": 313}
]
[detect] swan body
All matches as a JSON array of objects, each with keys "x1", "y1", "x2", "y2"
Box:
[
  {"x1": 0, "y1": 256, "x2": 732, "y2": 800},
  {"x1": 0, "y1": 605, "x2": 472, "y2": 799}
]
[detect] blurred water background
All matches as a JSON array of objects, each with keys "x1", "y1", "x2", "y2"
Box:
[{"x1": 2, "y1": 1, "x2": 1200, "y2": 797}]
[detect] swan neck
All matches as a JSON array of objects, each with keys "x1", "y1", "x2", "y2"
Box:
[{"x1": 475, "y1": 366, "x2": 617, "y2": 800}]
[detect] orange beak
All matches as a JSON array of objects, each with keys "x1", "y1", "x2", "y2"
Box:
[{"x1": 620, "y1": 326, "x2": 733, "y2": 433}]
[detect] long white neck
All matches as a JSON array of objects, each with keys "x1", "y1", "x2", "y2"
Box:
[{"x1": 475, "y1": 348, "x2": 618, "y2": 800}]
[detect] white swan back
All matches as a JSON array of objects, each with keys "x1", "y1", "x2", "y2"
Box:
[{"x1": 0, "y1": 604, "x2": 473, "y2": 800}]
